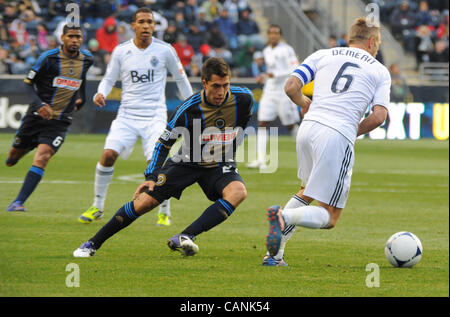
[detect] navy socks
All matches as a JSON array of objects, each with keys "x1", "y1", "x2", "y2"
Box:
[
  {"x1": 14, "y1": 165, "x2": 44, "y2": 204},
  {"x1": 90, "y1": 201, "x2": 140, "y2": 249},
  {"x1": 182, "y1": 199, "x2": 235, "y2": 237}
]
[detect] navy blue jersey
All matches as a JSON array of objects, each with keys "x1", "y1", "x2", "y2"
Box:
[
  {"x1": 24, "y1": 47, "x2": 93, "y2": 122},
  {"x1": 145, "y1": 86, "x2": 254, "y2": 181}
]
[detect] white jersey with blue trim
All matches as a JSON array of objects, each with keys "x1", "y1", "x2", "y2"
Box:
[
  {"x1": 263, "y1": 42, "x2": 299, "y2": 91},
  {"x1": 292, "y1": 47, "x2": 391, "y2": 143},
  {"x1": 97, "y1": 38, "x2": 193, "y2": 120}
]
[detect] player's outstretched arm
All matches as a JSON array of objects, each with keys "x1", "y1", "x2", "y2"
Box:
[{"x1": 357, "y1": 105, "x2": 388, "y2": 136}]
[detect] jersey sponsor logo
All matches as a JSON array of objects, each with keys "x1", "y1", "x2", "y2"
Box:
[
  {"x1": 201, "y1": 129, "x2": 239, "y2": 144},
  {"x1": 130, "y1": 69, "x2": 154, "y2": 83},
  {"x1": 52, "y1": 76, "x2": 82, "y2": 90}
]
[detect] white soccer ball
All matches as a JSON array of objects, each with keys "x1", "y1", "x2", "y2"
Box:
[{"x1": 385, "y1": 232, "x2": 423, "y2": 268}]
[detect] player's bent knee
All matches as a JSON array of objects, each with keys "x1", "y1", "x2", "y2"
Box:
[
  {"x1": 223, "y1": 182, "x2": 247, "y2": 206},
  {"x1": 133, "y1": 193, "x2": 159, "y2": 215},
  {"x1": 33, "y1": 153, "x2": 53, "y2": 168},
  {"x1": 101, "y1": 149, "x2": 119, "y2": 166},
  {"x1": 236, "y1": 186, "x2": 247, "y2": 203}
]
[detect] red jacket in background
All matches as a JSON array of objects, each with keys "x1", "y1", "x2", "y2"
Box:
[
  {"x1": 173, "y1": 42, "x2": 195, "y2": 68},
  {"x1": 96, "y1": 17, "x2": 119, "y2": 54}
]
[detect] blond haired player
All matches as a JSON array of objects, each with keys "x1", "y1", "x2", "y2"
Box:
[{"x1": 264, "y1": 17, "x2": 390, "y2": 266}]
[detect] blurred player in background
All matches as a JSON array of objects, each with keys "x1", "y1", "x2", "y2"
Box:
[
  {"x1": 78, "y1": 7, "x2": 193, "y2": 226},
  {"x1": 247, "y1": 25, "x2": 300, "y2": 170},
  {"x1": 73, "y1": 57, "x2": 254, "y2": 258},
  {"x1": 265, "y1": 17, "x2": 390, "y2": 266},
  {"x1": 5, "y1": 25, "x2": 93, "y2": 212}
]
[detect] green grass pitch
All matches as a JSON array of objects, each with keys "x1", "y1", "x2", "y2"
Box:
[{"x1": 0, "y1": 133, "x2": 448, "y2": 297}]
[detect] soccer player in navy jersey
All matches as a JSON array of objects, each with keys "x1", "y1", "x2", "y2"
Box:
[
  {"x1": 6, "y1": 25, "x2": 93, "y2": 212},
  {"x1": 74, "y1": 57, "x2": 255, "y2": 257}
]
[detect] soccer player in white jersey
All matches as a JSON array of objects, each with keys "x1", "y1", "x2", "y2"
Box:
[
  {"x1": 247, "y1": 25, "x2": 300, "y2": 170},
  {"x1": 264, "y1": 17, "x2": 391, "y2": 266},
  {"x1": 78, "y1": 7, "x2": 193, "y2": 226}
]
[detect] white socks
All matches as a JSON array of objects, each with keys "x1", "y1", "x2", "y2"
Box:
[
  {"x1": 282, "y1": 205, "x2": 330, "y2": 229},
  {"x1": 269, "y1": 197, "x2": 331, "y2": 261},
  {"x1": 93, "y1": 162, "x2": 114, "y2": 211},
  {"x1": 158, "y1": 199, "x2": 171, "y2": 217},
  {"x1": 270, "y1": 195, "x2": 309, "y2": 260},
  {"x1": 257, "y1": 127, "x2": 267, "y2": 163}
]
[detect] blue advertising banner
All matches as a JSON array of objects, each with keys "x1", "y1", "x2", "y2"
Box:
[{"x1": 0, "y1": 77, "x2": 448, "y2": 140}]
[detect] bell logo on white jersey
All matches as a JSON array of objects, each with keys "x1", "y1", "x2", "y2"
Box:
[{"x1": 130, "y1": 70, "x2": 154, "y2": 83}]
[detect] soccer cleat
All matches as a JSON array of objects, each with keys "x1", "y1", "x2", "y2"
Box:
[
  {"x1": 266, "y1": 205, "x2": 285, "y2": 257},
  {"x1": 246, "y1": 160, "x2": 267, "y2": 170},
  {"x1": 262, "y1": 255, "x2": 288, "y2": 267},
  {"x1": 167, "y1": 234, "x2": 199, "y2": 256},
  {"x1": 73, "y1": 241, "x2": 96, "y2": 257},
  {"x1": 5, "y1": 157, "x2": 18, "y2": 167},
  {"x1": 78, "y1": 206, "x2": 104, "y2": 223},
  {"x1": 7, "y1": 201, "x2": 27, "y2": 212},
  {"x1": 156, "y1": 213, "x2": 171, "y2": 226}
]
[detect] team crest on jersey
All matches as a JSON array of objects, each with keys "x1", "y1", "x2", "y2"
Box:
[
  {"x1": 150, "y1": 56, "x2": 159, "y2": 67},
  {"x1": 214, "y1": 118, "x2": 225, "y2": 129},
  {"x1": 156, "y1": 174, "x2": 166, "y2": 186}
]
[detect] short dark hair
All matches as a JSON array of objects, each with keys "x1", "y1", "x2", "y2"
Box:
[
  {"x1": 132, "y1": 7, "x2": 153, "y2": 22},
  {"x1": 201, "y1": 57, "x2": 231, "y2": 82},
  {"x1": 268, "y1": 24, "x2": 282, "y2": 35},
  {"x1": 62, "y1": 24, "x2": 82, "y2": 35}
]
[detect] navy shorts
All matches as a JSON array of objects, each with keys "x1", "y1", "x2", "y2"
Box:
[
  {"x1": 12, "y1": 114, "x2": 70, "y2": 152},
  {"x1": 146, "y1": 159, "x2": 244, "y2": 203}
]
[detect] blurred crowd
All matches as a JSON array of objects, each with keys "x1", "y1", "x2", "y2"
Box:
[
  {"x1": 371, "y1": 0, "x2": 449, "y2": 69},
  {"x1": 0, "y1": 0, "x2": 267, "y2": 77}
]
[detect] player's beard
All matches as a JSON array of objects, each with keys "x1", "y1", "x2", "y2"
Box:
[
  {"x1": 69, "y1": 47, "x2": 78, "y2": 54},
  {"x1": 66, "y1": 44, "x2": 80, "y2": 55},
  {"x1": 139, "y1": 32, "x2": 152, "y2": 42}
]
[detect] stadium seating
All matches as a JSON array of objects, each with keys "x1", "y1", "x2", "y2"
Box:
[{"x1": 0, "y1": 0, "x2": 266, "y2": 78}]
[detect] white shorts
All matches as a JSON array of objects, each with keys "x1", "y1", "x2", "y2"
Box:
[
  {"x1": 258, "y1": 90, "x2": 300, "y2": 125},
  {"x1": 104, "y1": 115, "x2": 167, "y2": 161},
  {"x1": 296, "y1": 120, "x2": 354, "y2": 208}
]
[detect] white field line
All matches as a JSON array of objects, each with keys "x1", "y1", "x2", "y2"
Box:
[
  {"x1": 360, "y1": 169, "x2": 448, "y2": 175},
  {"x1": 0, "y1": 173, "x2": 448, "y2": 195}
]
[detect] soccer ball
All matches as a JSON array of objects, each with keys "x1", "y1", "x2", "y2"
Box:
[{"x1": 384, "y1": 232, "x2": 423, "y2": 268}]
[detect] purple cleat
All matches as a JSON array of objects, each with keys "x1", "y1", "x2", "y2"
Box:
[
  {"x1": 7, "y1": 201, "x2": 27, "y2": 212},
  {"x1": 167, "y1": 234, "x2": 199, "y2": 256},
  {"x1": 73, "y1": 241, "x2": 96, "y2": 257}
]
